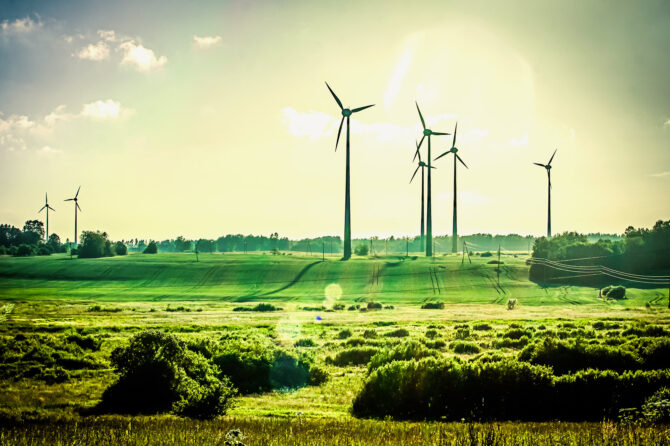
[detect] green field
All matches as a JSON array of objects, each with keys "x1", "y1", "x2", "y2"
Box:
[{"x1": 1, "y1": 253, "x2": 670, "y2": 445}]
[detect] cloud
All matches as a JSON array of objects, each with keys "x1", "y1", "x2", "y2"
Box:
[
  {"x1": 38, "y1": 145, "x2": 61, "y2": 155},
  {"x1": 119, "y1": 40, "x2": 167, "y2": 72},
  {"x1": 44, "y1": 105, "x2": 71, "y2": 127},
  {"x1": 97, "y1": 29, "x2": 116, "y2": 41},
  {"x1": 76, "y1": 41, "x2": 110, "y2": 61},
  {"x1": 384, "y1": 48, "x2": 415, "y2": 110},
  {"x1": 193, "y1": 35, "x2": 222, "y2": 48},
  {"x1": 281, "y1": 108, "x2": 336, "y2": 140},
  {"x1": 0, "y1": 114, "x2": 35, "y2": 132},
  {"x1": 651, "y1": 171, "x2": 670, "y2": 178},
  {"x1": 81, "y1": 100, "x2": 132, "y2": 119},
  {"x1": 664, "y1": 119, "x2": 670, "y2": 128},
  {"x1": 1, "y1": 16, "x2": 41, "y2": 34},
  {"x1": 508, "y1": 133, "x2": 529, "y2": 147}
]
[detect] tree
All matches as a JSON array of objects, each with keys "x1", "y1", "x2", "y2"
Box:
[
  {"x1": 79, "y1": 231, "x2": 114, "y2": 258},
  {"x1": 175, "y1": 236, "x2": 191, "y2": 252},
  {"x1": 143, "y1": 241, "x2": 158, "y2": 254},
  {"x1": 0, "y1": 224, "x2": 21, "y2": 248},
  {"x1": 98, "y1": 331, "x2": 236, "y2": 419},
  {"x1": 21, "y1": 220, "x2": 44, "y2": 245},
  {"x1": 115, "y1": 241, "x2": 128, "y2": 255},
  {"x1": 354, "y1": 244, "x2": 369, "y2": 256},
  {"x1": 47, "y1": 233, "x2": 64, "y2": 253}
]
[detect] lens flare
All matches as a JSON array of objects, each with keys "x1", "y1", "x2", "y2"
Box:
[{"x1": 323, "y1": 283, "x2": 343, "y2": 307}]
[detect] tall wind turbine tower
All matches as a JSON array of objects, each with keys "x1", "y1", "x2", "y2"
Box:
[
  {"x1": 415, "y1": 103, "x2": 450, "y2": 257},
  {"x1": 38, "y1": 193, "x2": 55, "y2": 242},
  {"x1": 411, "y1": 141, "x2": 434, "y2": 252},
  {"x1": 533, "y1": 149, "x2": 557, "y2": 237},
  {"x1": 435, "y1": 122, "x2": 469, "y2": 253},
  {"x1": 325, "y1": 82, "x2": 374, "y2": 260},
  {"x1": 64, "y1": 186, "x2": 82, "y2": 245}
]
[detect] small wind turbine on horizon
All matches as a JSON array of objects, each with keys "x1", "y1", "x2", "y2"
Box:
[
  {"x1": 325, "y1": 82, "x2": 374, "y2": 260},
  {"x1": 64, "y1": 186, "x2": 82, "y2": 245},
  {"x1": 435, "y1": 122, "x2": 469, "y2": 253},
  {"x1": 410, "y1": 140, "x2": 435, "y2": 252},
  {"x1": 38, "y1": 193, "x2": 55, "y2": 243},
  {"x1": 533, "y1": 149, "x2": 557, "y2": 238},
  {"x1": 415, "y1": 102, "x2": 450, "y2": 257}
]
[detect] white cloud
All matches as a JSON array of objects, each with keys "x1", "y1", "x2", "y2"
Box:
[
  {"x1": 651, "y1": 171, "x2": 670, "y2": 178},
  {"x1": 664, "y1": 119, "x2": 670, "y2": 128},
  {"x1": 39, "y1": 145, "x2": 61, "y2": 155},
  {"x1": 193, "y1": 35, "x2": 222, "y2": 48},
  {"x1": 281, "y1": 107, "x2": 336, "y2": 140},
  {"x1": 81, "y1": 100, "x2": 130, "y2": 119},
  {"x1": 508, "y1": 133, "x2": 529, "y2": 147},
  {"x1": 119, "y1": 40, "x2": 167, "y2": 72},
  {"x1": 76, "y1": 41, "x2": 110, "y2": 61},
  {"x1": 44, "y1": 105, "x2": 71, "y2": 127},
  {"x1": 1, "y1": 16, "x2": 41, "y2": 34},
  {"x1": 384, "y1": 49, "x2": 414, "y2": 110},
  {"x1": 97, "y1": 29, "x2": 116, "y2": 41},
  {"x1": 0, "y1": 114, "x2": 35, "y2": 132}
]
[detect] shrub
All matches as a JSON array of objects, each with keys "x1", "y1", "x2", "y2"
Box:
[
  {"x1": 601, "y1": 285, "x2": 626, "y2": 300},
  {"x1": 385, "y1": 328, "x2": 409, "y2": 338},
  {"x1": 480, "y1": 251, "x2": 493, "y2": 257},
  {"x1": 518, "y1": 338, "x2": 641, "y2": 374},
  {"x1": 347, "y1": 305, "x2": 360, "y2": 311},
  {"x1": 622, "y1": 325, "x2": 669, "y2": 337},
  {"x1": 232, "y1": 303, "x2": 282, "y2": 312},
  {"x1": 308, "y1": 365, "x2": 329, "y2": 386},
  {"x1": 14, "y1": 244, "x2": 35, "y2": 257},
  {"x1": 8, "y1": 246, "x2": 18, "y2": 256},
  {"x1": 98, "y1": 331, "x2": 236, "y2": 419},
  {"x1": 66, "y1": 333, "x2": 101, "y2": 351},
  {"x1": 115, "y1": 242, "x2": 128, "y2": 255},
  {"x1": 362, "y1": 329, "x2": 378, "y2": 339},
  {"x1": 327, "y1": 347, "x2": 379, "y2": 367},
  {"x1": 336, "y1": 329, "x2": 353, "y2": 339},
  {"x1": 368, "y1": 341, "x2": 437, "y2": 373},
  {"x1": 345, "y1": 337, "x2": 367, "y2": 347},
  {"x1": 0, "y1": 245, "x2": 6, "y2": 255},
  {"x1": 503, "y1": 328, "x2": 532, "y2": 340},
  {"x1": 36, "y1": 245, "x2": 51, "y2": 256},
  {"x1": 473, "y1": 323, "x2": 493, "y2": 331},
  {"x1": 421, "y1": 302, "x2": 444, "y2": 309},
  {"x1": 492, "y1": 337, "x2": 530, "y2": 349},
  {"x1": 79, "y1": 231, "x2": 115, "y2": 258},
  {"x1": 354, "y1": 244, "x2": 369, "y2": 256},
  {"x1": 367, "y1": 302, "x2": 382, "y2": 310},
  {"x1": 332, "y1": 304, "x2": 345, "y2": 311},
  {"x1": 143, "y1": 241, "x2": 158, "y2": 254},
  {"x1": 425, "y1": 329, "x2": 438, "y2": 339},
  {"x1": 294, "y1": 338, "x2": 316, "y2": 348},
  {"x1": 450, "y1": 341, "x2": 481, "y2": 354},
  {"x1": 454, "y1": 327, "x2": 472, "y2": 340}
]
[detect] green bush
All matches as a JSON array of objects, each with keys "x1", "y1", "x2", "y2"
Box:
[
  {"x1": 143, "y1": 241, "x2": 158, "y2": 254},
  {"x1": 14, "y1": 244, "x2": 35, "y2": 257},
  {"x1": 425, "y1": 329, "x2": 438, "y2": 339},
  {"x1": 327, "y1": 347, "x2": 379, "y2": 367},
  {"x1": 384, "y1": 328, "x2": 410, "y2": 338},
  {"x1": 473, "y1": 323, "x2": 493, "y2": 331},
  {"x1": 336, "y1": 329, "x2": 353, "y2": 339},
  {"x1": 518, "y1": 338, "x2": 641, "y2": 374},
  {"x1": 98, "y1": 331, "x2": 236, "y2": 419},
  {"x1": 450, "y1": 341, "x2": 481, "y2": 354},
  {"x1": 362, "y1": 329, "x2": 378, "y2": 339},
  {"x1": 368, "y1": 341, "x2": 437, "y2": 373},
  {"x1": 307, "y1": 365, "x2": 329, "y2": 386},
  {"x1": 294, "y1": 338, "x2": 316, "y2": 348},
  {"x1": 421, "y1": 302, "x2": 445, "y2": 309},
  {"x1": 232, "y1": 303, "x2": 282, "y2": 312},
  {"x1": 79, "y1": 231, "x2": 115, "y2": 258},
  {"x1": 354, "y1": 244, "x2": 369, "y2": 256},
  {"x1": 601, "y1": 286, "x2": 626, "y2": 300},
  {"x1": 367, "y1": 302, "x2": 382, "y2": 310},
  {"x1": 114, "y1": 242, "x2": 128, "y2": 255}
]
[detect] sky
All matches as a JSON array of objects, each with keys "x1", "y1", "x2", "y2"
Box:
[{"x1": 0, "y1": 0, "x2": 669, "y2": 242}]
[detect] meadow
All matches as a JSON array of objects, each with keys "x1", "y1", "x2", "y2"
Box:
[{"x1": 1, "y1": 252, "x2": 669, "y2": 444}]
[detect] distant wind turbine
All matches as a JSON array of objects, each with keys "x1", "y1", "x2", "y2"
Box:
[
  {"x1": 410, "y1": 140, "x2": 435, "y2": 252},
  {"x1": 415, "y1": 102, "x2": 450, "y2": 257},
  {"x1": 325, "y1": 82, "x2": 374, "y2": 260},
  {"x1": 533, "y1": 149, "x2": 557, "y2": 237},
  {"x1": 64, "y1": 186, "x2": 82, "y2": 245},
  {"x1": 38, "y1": 193, "x2": 55, "y2": 243},
  {"x1": 435, "y1": 122, "x2": 468, "y2": 253}
]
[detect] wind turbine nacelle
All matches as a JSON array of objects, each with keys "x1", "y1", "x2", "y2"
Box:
[
  {"x1": 423, "y1": 129, "x2": 432, "y2": 136},
  {"x1": 546, "y1": 165, "x2": 552, "y2": 170},
  {"x1": 342, "y1": 108, "x2": 352, "y2": 117},
  {"x1": 451, "y1": 147, "x2": 458, "y2": 153}
]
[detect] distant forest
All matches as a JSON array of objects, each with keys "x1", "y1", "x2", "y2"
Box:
[{"x1": 530, "y1": 220, "x2": 670, "y2": 286}]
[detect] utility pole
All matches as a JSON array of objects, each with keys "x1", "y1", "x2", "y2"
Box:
[
  {"x1": 244, "y1": 241, "x2": 247, "y2": 254},
  {"x1": 406, "y1": 238, "x2": 409, "y2": 257},
  {"x1": 385, "y1": 239, "x2": 388, "y2": 257},
  {"x1": 497, "y1": 244, "x2": 501, "y2": 288},
  {"x1": 195, "y1": 242, "x2": 199, "y2": 262},
  {"x1": 322, "y1": 240, "x2": 325, "y2": 261}
]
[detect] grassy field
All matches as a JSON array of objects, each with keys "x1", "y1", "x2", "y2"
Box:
[{"x1": 1, "y1": 252, "x2": 669, "y2": 444}]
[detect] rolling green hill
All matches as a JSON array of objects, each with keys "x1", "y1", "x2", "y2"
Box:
[{"x1": 0, "y1": 252, "x2": 666, "y2": 307}]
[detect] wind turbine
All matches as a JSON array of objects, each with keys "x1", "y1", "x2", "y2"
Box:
[
  {"x1": 64, "y1": 186, "x2": 82, "y2": 245},
  {"x1": 415, "y1": 102, "x2": 450, "y2": 257},
  {"x1": 325, "y1": 82, "x2": 374, "y2": 260},
  {"x1": 435, "y1": 122, "x2": 468, "y2": 253},
  {"x1": 533, "y1": 149, "x2": 557, "y2": 237},
  {"x1": 410, "y1": 140, "x2": 435, "y2": 252},
  {"x1": 38, "y1": 193, "x2": 55, "y2": 243}
]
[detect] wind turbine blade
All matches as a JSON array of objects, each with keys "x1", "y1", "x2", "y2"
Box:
[
  {"x1": 48, "y1": 205, "x2": 55, "y2": 211},
  {"x1": 452, "y1": 122, "x2": 458, "y2": 148},
  {"x1": 76, "y1": 203, "x2": 82, "y2": 211},
  {"x1": 325, "y1": 82, "x2": 343, "y2": 110},
  {"x1": 352, "y1": 104, "x2": 374, "y2": 113},
  {"x1": 548, "y1": 148, "x2": 557, "y2": 165},
  {"x1": 45, "y1": 192, "x2": 48, "y2": 203},
  {"x1": 430, "y1": 165, "x2": 437, "y2": 169},
  {"x1": 456, "y1": 154, "x2": 468, "y2": 169},
  {"x1": 64, "y1": 198, "x2": 74, "y2": 202},
  {"x1": 416, "y1": 142, "x2": 422, "y2": 163},
  {"x1": 533, "y1": 163, "x2": 546, "y2": 167},
  {"x1": 415, "y1": 102, "x2": 426, "y2": 129},
  {"x1": 434, "y1": 151, "x2": 450, "y2": 161},
  {"x1": 75, "y1": 186, "x2": 81, "y2": 198},
  {"x1": 410, "y1": 165, "x2": 420, "y2": 183},
  {"x1": 417, "y1": 135, "x2": 425, "y2": 150},
  {"x1": 430, "y1": 131, "x2": 450, "y2": 136},
  {"x1": 38, "y1": 205, "x2": 46, "y2": 212},
  {"x1": 335, "y1": 117, "x2": 344, "y2": 151}
]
